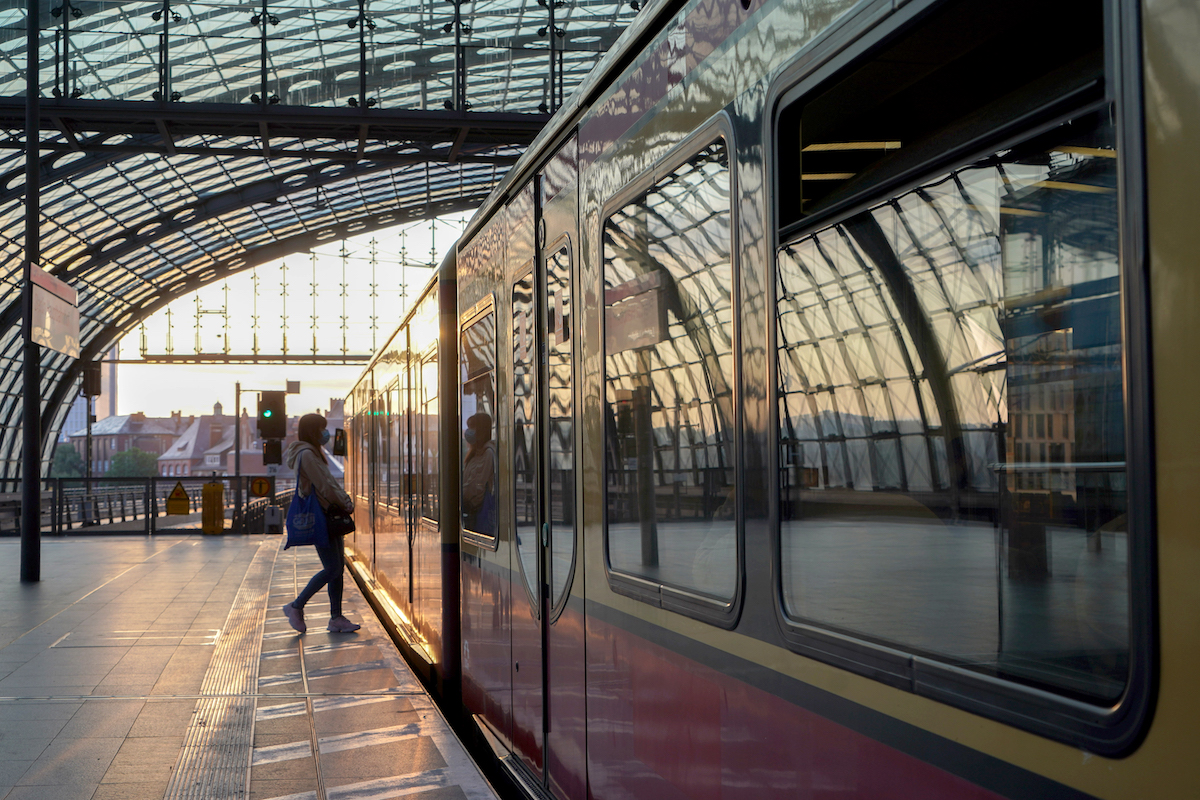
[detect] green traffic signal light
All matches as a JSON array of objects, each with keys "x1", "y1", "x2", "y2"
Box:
[{"x1": 257, "y1": 390, "x2": 286, "y2": 438}]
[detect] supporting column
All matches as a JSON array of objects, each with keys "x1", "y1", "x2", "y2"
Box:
[
  {"x1": 357, "y1": 0, "x2": 367, "y2": 107},
  {"x1": 259, "y1": 0, "x2": 267, "y2": 106},
  {"x1": 452, "y1": 0, "x2": 465, "y2": 109},
  {"x1": 547, "y1": 0, "x2": 557, "y2": 112},
  {"x1": 235, "y1": 382, "x2": 241, "y2": 532},
  {"x1": 21, "y1": 0, "x2": 41, "y2": 582}
]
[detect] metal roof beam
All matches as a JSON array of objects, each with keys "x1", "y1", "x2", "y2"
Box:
[
  {"x1": 0, "y1": 99, "x2": 548, "y2": 151},
  {"x1": 155, "y1": 118, "x2": 177, "y2": 155},
  {"x1": 57, "y1": 161, "x2": 402, "y2": 279},
  {"x1": 449, "y1": 126, "x2": 470, "y2": 164},
  {"x1": 0, "y1": 139, "x2": 523, "y2": 165},
  {"x1": 49, "y1": 115, "x2": 83, "y2": 152},
  {"x1": 0, "y1": 191, "x2": 492, "y2": 466}
]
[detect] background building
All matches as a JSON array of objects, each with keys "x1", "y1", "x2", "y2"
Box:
[
  {"x1": 156, "y1": 403, "x2": 230, "y2": 477},
  {"x1": 65, "y1": 411, "x2": 186, "y2": 476}
]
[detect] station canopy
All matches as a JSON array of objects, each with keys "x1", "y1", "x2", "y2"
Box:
[{"x1": 0, "y1": 0, "x2": 638, "y2": 479}]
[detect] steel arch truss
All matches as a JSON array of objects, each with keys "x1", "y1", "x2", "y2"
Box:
[
  {"x1": 0, "y1": 0, "x2": 640, "y2": 482},
  {"x1": 0, "y1": 118, "x2": 522, "y2": 481}
]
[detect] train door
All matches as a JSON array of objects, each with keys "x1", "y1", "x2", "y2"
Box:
[
  {"x1": 402, "y1": 345, "x2": 415, "y2": 608},
  {"x1": 368, "y1": 376, "x2": 382, "y2": 570},
  {"x1": 510, "y1": 136, "x2": 584, "y2": 799},
  {"x1": 510, "y1": 179, "x2": 544, "y2": 779}
]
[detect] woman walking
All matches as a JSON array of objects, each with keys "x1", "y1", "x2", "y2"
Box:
[{"x1": 282, "y1": 413, "x2": 361, "y2": 633}]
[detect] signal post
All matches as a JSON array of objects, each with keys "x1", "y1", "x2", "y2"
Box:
[{"x1": 233, "y1": 381, "x2": 297, "y2": 532}]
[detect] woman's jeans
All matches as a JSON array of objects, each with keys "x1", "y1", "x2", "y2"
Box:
[{"x1": 294, "y1": 534, "x2": 344, "y2": 617}]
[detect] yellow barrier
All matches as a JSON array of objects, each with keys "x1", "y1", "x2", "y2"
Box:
[{"x1": 202, "y1": 480, "x2": 224, "y2": 535}]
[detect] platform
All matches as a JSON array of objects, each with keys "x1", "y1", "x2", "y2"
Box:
[{"x1": 0, "y1": 534, "x2": 498, "y2": 800}]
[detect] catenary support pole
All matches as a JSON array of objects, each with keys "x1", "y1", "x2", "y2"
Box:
[
  {"x1": 21, "y1": 0, "x2": 41, "y2": 582},
  {"x1": 235, "y1": 382, "x2": 241, "y2": 531}
]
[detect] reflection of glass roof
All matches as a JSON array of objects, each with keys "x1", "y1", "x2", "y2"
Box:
[
  {"x1": 0, "y1": 0, "x2": 637, "y2": 478},
  {"x1": 777, "y1": 124, "x2": 1122, "y2": 499}
]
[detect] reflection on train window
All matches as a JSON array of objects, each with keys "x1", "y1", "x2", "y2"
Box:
[
  {"x1": 777, "y1": 0, "x2": 1103, "y2": 227},
  {"x1": 461, "y1": 310, "x2": 498, "y2": 538},
  {"x1": 776, "y1": 112, "x2": 1127, "y2": 702},
  {"x1": 390, "y1": 380, "x2": 403, "y2": 509},
  {"x1": 346, "y1": 418, "x2": 354, "y2": 497},
  {"x1": 349, "y1": 395, "x2": 360, "y2": 498},
  {"x1": 421, "y1": 349, "x2": 439, "y2": 523},
  {"x1": 604, "y1": 139, "x2": 736, "y2": 602},
  {"x1": 513, "y1": 271, "x2": 539, "y2": 601},
  {"x1": 374, "y1": 390, "x2": 390, "y2": 507},
  {"x1": 548, "y1": 243, "x2": 575, "y2": 609},
  {"x1": 355, "y1": 382, "x2": 370, "y2": 500}
]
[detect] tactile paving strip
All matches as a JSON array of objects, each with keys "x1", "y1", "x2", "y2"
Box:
[{"x1": 163, "y1": 540, "x2": 278, "y2": 800}]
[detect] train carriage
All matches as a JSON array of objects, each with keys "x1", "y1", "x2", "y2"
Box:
[
  {"x1": 346, "y1": 256, "x2": 461, "y2": 695},
  {"x1": 345, "y1": 0, "x2": 1200, "y2": 795}
]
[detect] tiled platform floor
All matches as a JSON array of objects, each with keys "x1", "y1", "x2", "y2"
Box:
[{"x1": 0, "y1": 535, "x2": 498, "y2": 800}]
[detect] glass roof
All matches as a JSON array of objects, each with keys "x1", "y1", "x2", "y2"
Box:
[
  {"x1": 0, "y1": 1, "x2": 630, "y2": 109},
  {"x1": 0, "y1": 0, "x2": 638, "y2": 479}
]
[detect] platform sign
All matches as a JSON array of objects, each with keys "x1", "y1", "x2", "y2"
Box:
[
  {"x1": 166, "y1": 482, "x2": 190, "y2": 515},
  {"x1": 29, "y1": 264, "x2": 80, "y2": 358},
  {"x1": 250, "y1": 477, "x2": 272, "y2": 498}
]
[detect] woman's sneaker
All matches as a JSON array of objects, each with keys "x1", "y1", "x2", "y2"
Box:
[
  {"x1": 283, "y1": 604, "x2": 306, "y2": 633},
  {"x1": 327, "y1": 615, "x2": 361, "y2": 633}
]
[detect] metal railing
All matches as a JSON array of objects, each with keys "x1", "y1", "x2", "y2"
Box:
[
  {"x1": 0, "y1": 476, "x2": 293, "y2": 536},
  {"x1": 243, "y1": 489, "x2": 293, "y2": 535}
]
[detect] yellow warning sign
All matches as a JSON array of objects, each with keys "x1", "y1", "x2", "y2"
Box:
[
  {"x1": 250, "y1": 477, "x2": 272, "y2": 498},
  {"x1": 166, "y1": 481, "x2": 190, "y2": 515}
]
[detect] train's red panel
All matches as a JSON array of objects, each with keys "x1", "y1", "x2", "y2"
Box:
[
  {"x1": 461, "y1": 555, "x2": 515, "y2": 748},
  {"x1": 548, "y1": 605, "x2": 588, "y2": 800},
  {"x1": 511, "y1": 586, "x2": 545, "y2": 773},
  {"x1": 585, "y1": 616, "x2": 1006, "y2": 800}
]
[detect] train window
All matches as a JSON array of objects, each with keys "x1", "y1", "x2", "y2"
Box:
[
  {"x1": 348, "y1": 394, "x2": 360, "y2": 499},
  {"x1": 402, "y1": 376, "x2": 415, "y2": 514},
  {"x1": 775, "y1": 110, "x2": 1129, "y2": 704},
  {"x1": 421, "y1": 348, "x2": 439, "y2": 523},
  {"x1": 777, "y1": 0, "x2": 1104, "y2": 229},
  {"x1": 389, "y1": 380, "x2": 402, "y2": 509},
  {"x1": 350, "y1": 412, "x2": 360, "y2": 501},
  {"x1": 461, "y1": 309, "x2": 498, "y2": 539},
  {"x1": 374, "y1": 390, "x2": 389, "y2": 507},
  {"x1": 603, "y1": 138, "x2": 737, "y2": 606},
  {"x1": 357, "y1": 409, "x2": 368, "y2": 501},
  {"x1": 344, "y1": 416, "x2": 354, "y2": 498},
  {"x1": 358, "y1": 381, "x2": 371, "y2": 501},
  {"x1": 547, "y1": 242, "x2": 575, "y2": 611},
  {"x1": 513, "y1": 271, "x2": 539, "y2": 601},
  {"x1": 349, "y1": 419, "x2": 357, "y2": 499}
]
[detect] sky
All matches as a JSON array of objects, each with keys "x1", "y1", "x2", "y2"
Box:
[{"x1": 111, "y1": 215, "x2": 469, "y2": 420}]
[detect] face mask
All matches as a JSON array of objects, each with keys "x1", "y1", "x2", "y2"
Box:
[
  {"x1": 464, "y1": 428, "x2": 477, "y2": 445},
  {"x1": 320, "y1": 429, "x2": 331, "y2": 445}
]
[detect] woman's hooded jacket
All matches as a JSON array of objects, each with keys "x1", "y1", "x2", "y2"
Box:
[{"x1": 284, "y1": 441, "x2": 353, "y2": 512}]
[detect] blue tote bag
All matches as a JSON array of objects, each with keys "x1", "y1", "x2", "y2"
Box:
[
  {"x1": 284, "y1": 487, "x2": 328, "y2": 549},
  {"x1": 284, "y1": 454, "x2": 329, "y2": 549}
]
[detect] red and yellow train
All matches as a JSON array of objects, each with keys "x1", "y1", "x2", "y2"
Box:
[{"x1": 344, "y1": 0, "x2": 1200, "y2": 795}]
